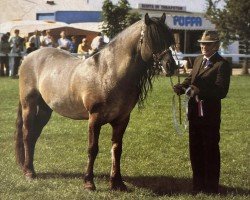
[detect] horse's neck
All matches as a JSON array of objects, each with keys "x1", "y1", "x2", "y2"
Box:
[
  {"x1": 104, "y1": 22, "x2": 145, "y2": 77},
  {"x1": 110, "y1": 23, "x2": 141, "y2": 54}
]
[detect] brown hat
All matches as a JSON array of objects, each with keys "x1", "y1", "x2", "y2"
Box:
[{"x1": 198, "y1": 30, "x2": 219, "y2": 43}]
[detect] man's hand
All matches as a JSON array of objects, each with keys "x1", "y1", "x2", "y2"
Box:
[{"x1": 173, "y1": 83, "x2": 185, "y2": 95}]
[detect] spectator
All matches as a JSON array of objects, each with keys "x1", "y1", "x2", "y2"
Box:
[
  {"x1": 8, "y1": 29, "x2": 24, "y2": 77},
  {"x1": 171, "y1": 44, "x2": 189, "y2": 74},
  {"x1": 90, "y1": 32, "x2": 105, "y2": 55},
  {"x1": 69, "y1": 36, "x2": 78, "y2": 53},
  {"x1": 5, "y1": 32, "x2": 10, "y2": 41},
  {"x1": 57, "y1": 31, "x2": 71, "y2": 51},
  {"x1": 40, "y1": 30, "x2": 47, "y2": 48},
  {"x1": 77, "y1": 36, "x2": 90, "y2": 56},
  {"x1": 28, "y1": 30, "x2": 41, "y2": 49},
  {"x1": 0, "y1": 34, "x2": 11, "y2": 76},
  {"x1": 42, "y1": 30, "x2": 55, "y2": 47},
  {"x1": 26, "y1": 42, "x2": 37, "y2": 54}
]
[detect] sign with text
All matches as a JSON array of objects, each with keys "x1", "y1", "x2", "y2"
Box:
[
  {"x1": 138, "y1": 3, "x2": 186, "y2": 12},
  {"x1": 173, "y1": 16, "x2": 202, "y2": 27},
  {"x1": 166, "y1": 15, "x2": 215, "y2": 30}
]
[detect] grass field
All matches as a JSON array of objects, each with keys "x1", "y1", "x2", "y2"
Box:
[{"x1": 0, "y1": 75, "x2": 249, "y2": 200}]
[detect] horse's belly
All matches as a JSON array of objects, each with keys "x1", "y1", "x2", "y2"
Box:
[
  {"x1": 42, "y1": 94, "x2": 89, "y2": 120},
  {"x1": 50, "y1": 102, "x2": 89, "y2": 120},
  {"x1": 55, "y1": 106, "x2": 88, "y2": 120}
]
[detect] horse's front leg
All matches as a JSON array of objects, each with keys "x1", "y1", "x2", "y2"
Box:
[
  {"x1": 110, "y1": 116, "x2": 130, "y2": 191},
  {"x1": 84, "y1": 114, "x2": 101, "y2": 191}
]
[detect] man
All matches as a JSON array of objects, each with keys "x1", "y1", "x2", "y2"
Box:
[
  {"x1": 90, "y1": 32, "x2": 105, "y2": 55},
  {"x1": 69, "y1": 36, "x2": 78, "y2": 53},
  {"x1": 9, "y1": 29, "x2": 23, "y2": 77},
  {"x1": 0, "y1": 34, "x2": 11, "y2": 76},
  {"x1": 57, "y1": 31, "x2": 71, "y2": 51},
  {"x1": 42, "y1": 30, "x2": 54, "y2": 47},
  {"x1": 174, "y1": 30, "x2": 231, "y2": 194},
  {"x1": 40, "y1": 30, "x2": 47, "y2": 48},
  {"x1": 28, "y1": 30, "x2": 41, "y2": 49}
]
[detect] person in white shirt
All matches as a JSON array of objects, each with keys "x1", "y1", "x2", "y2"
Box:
[
  {"x1": 42, "y1": 30, "x2": 55, "y2": 48},
  {"x1": 89, "y1": 33, "x2": 105, "y2": 55},
  {"x1": 8, "y1": 29, "x2": 24, "y2": 77},
  {"x1": 57, "y1": 31, "x2": 71, "y2": 51},
  {"x1": 28, "y1": 30, "x2": 41, "y2": 49},
  {"x1": 171, "y1": 44, "x2": 189, "y2": 73},
  {"x1": 40, "y1": 30, "x2": 47, "y2": 48}
]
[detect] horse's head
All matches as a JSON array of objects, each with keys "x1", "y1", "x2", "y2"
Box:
[{"x1": 140, "y1": 13, "x2": 176, "y2": 75}]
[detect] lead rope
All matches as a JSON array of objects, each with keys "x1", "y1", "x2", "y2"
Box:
[{"x1": 169, "y1": 48, "x2": 189, "y2": 135}]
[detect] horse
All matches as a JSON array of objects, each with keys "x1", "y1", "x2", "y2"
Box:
[{"x1": 14, "y1": 13, "x2": 176, "y2": 191}]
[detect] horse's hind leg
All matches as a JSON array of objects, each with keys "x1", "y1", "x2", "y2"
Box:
[
  {"x1": 109, "y1": 116, "x2": 130, "y2": 191},
  {"x1": 84, "y1": 114, "x2": 101, "y2": 191},
  {"x1": 22, "y1": 95, "x2": 52, "y2": 179}
]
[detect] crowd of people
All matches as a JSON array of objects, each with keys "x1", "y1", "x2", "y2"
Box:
[{"x1": 0, "y1": 29, "x2": 105, "y2": 77}]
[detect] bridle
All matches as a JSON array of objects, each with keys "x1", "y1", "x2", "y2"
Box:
[{"x1": 152, "y1": 49, "x2": 172, "y2": 72}]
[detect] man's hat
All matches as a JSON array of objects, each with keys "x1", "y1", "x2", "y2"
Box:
[{"x1": 198, "y1": 30, "x2": 220, "y2": 43}]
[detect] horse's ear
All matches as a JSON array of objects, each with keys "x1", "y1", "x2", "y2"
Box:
[
  {"x1": 161, "y1": 13, "x2": 166, "y2": 23},
  {"x1": 144, "y1": 13, "x2": 151, "y2": 25}
]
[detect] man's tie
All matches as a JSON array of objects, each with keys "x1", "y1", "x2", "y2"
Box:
[
  {"x1": 202, "y1": 58, "x2": 207, "y2": 68},
  {"x1": 198, "y1": 58, "x2": 207, "y2": 74}
]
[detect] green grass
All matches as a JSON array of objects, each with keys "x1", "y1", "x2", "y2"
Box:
[{"x1": 0, "y1": 75, "x2": 249, "y2": 200}]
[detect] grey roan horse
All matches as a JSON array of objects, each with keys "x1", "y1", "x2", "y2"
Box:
[{"x1": 15, "y1": 13, "x2": 176, "y2": 191}]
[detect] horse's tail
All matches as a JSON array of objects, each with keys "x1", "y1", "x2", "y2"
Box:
[{"x1": 14, "y1": 101, "x2": 25, "y2": 167}]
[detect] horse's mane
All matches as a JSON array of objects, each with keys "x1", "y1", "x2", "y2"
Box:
[
  {"x1": 137, "y1": 18, "x2": 174, "y2": 108},
  {"x1": 102, "y1": 18, "x2": 174, "y2": 108}
]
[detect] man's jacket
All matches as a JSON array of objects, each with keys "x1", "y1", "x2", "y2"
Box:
[{"x1": 181, "y1": 52, "x2": 231, "y2": 125}]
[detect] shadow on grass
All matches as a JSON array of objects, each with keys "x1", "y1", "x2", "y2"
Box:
[
  {"x1": 37, "y1": 172, "x2": 250, "y2": 196},
  {"x1": 125, "y1": 175, "x2": 250, "y2": 196}
]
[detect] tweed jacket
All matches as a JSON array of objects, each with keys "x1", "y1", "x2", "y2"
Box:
[{"x1": 181, "y1": 52, "x2": 231, "y2": 124}]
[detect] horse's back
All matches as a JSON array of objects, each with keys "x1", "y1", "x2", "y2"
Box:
[
  {"x1": 19, "y1": 48, "x2": 81, "y2": 95},
  {"x1": 20, "y1": 48, "x2": 81, "y2": 76}
]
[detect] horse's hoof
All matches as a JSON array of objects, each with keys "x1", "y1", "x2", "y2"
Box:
[
  {"x1": 84, "y1": 181, "x2": 96, "y2": 191},
  {"x1": 110, "y1": 181, "x2": 128, "y2": 191},
  {"x1": 24, "y1": 171, "x2": 37, "y2": 181}
]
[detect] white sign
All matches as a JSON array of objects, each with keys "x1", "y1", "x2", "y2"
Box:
[{"x1": 166, "y1": 15, "x2": 215, "y2": 30}]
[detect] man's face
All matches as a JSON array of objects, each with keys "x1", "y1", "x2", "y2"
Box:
[
  {"x1": 200, "y1": 42, "x2": 217, "y2": 57},
  {"x1": 61, "y1": 32, "x2": 66, "y2": 38},
  {"x1": 14, "y1": 31, "x2": 19, "y2": 36}
]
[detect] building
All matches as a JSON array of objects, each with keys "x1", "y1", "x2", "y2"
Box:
[
  {"x1": 134, "y1": 3, "x2": 215, "y2": 54},
  {"x1": 0, "y1": 0, "x2": 239, "y2": 58},
  {"x1": 36, "y1": 1, "x2": 216, "y2": 54}
]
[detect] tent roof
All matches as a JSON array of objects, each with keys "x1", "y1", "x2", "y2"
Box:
[
  {"x1": 0, "y1": 20, "x2": 68, "y2": 35},
  {"x1": 70, "y1": 22, "x2": 103, "y2": 33},
  {"x1": 0, "y1": 20, "x2": 101, "y2": 38}
]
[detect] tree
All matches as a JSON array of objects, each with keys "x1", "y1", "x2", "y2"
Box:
[
  {"x1": 102, "y1": 0, "x2": 141, "y2": 39},
  {"x1": 205, "y1": 0, "x2": 250, "y2": 74}
]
